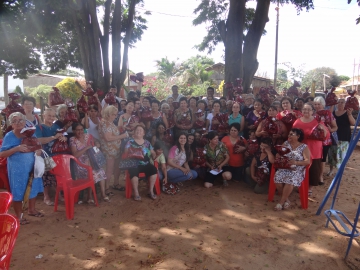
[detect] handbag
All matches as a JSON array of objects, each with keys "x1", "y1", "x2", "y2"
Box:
[
  {"x1": 119, "y1": 158, "x2": 138, "y2": 170},
  {"x1": 127, "y1": 146, "x2": 144, "y2": 160},
  {"x1": 330, "y1": 132, "x2": 339, "y2": 146},
  {"x1": 41, "y1": 150, "x2": 57, "y2": 171},
  {"x1": 87, "y1": 146, "x2": 106, "y2": 171},
  {"x1": 162, "y1": 183, "x2": 180, "y2": 195},
  {"x1": 34, "y1": 154, "x2": 45, "y2": 178}
]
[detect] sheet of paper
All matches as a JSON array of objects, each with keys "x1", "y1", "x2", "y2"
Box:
[{"x1": 209, "y1": 169, "x2": 223, "y2": 175}]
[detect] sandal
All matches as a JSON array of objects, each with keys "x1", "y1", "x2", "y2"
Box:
[
  {"x1": 318, "y1": 181, "x2": 324, "y2": 186},
  {"x1": 87, "y1": 199, "x2": 95, "y2": 204},
  {"x1": 283, "y1": 200, "x2": 291, "y2": 209},
  {"x1": 77, "y1": 200, "x2": 83, "y2": 205},
  {"x1": 148, "y1": 193, "x2": 157, "y2": 200},
  {"x1": 103, "y1": 196, "x2": 110, "y2": 202},
  {"x1": 308, "y1": 190, "x2": 313, "y2": 197},
  {"x1": 223, "y1": 180, "x2": 229, "y2": 187},
  {"x1": 105, "y1": 190, "x2": 115, "y2": 197},
  {"x1": 133, "y1": 195, "x2": 142, "y2": 201},
  {"x1": 44, "y1": 200, "x2": 54, "y2": 206},
  {"x1": 112, "y1": 184, "x2": 125, "y2": 191},
  {"x1": 28, "y1": 212, "x2": 44, "y2": 218},
  {"x1": 20, "y1": 218, "x2": 30, "y2": 225},
  {"x1": 274, "y1": 203, "x2": 283, "y2": 211}
]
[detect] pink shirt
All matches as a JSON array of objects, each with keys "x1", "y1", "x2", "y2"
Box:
[
  {"x1": 167, "y1": 146, "x2": 187, "y2": 171},
  {"x1": 293, "y1": 118, "x2": 323, "y2": 159}
]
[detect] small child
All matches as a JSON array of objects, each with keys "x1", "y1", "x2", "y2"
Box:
[{"x1": 150, "y1": 142, "x2": 167, "y2": 185}]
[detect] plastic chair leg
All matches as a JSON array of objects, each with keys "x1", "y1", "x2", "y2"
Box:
[
  {"x1": 125, "y1": 171, "x2": 132, "y2": 199},
  {"x1": 268, "y1": 167, "x2": 276, "y2": 202},
  {"x1": 154, "y1": 174, "x2": 161, "y2": 196}
]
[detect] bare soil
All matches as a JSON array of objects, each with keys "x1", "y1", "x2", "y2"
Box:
[{"x1": 7, "y1": 149, "x2": 360, "y2": 270}]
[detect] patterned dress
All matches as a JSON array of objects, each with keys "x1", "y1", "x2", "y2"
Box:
[
  {"x1": 204, "y1": 141, "x2": 229, "y2": 170},
  {"x1": 98, "y1": 119, "x2": 121, "y2": 159},
  {"x1": 274, "y1": 141, "x2": 307, "y2": 187},
  {"x1": 69, "y1": 134, "x2": 106, "y2": 183}
]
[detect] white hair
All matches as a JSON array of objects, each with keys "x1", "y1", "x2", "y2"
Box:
[
  {"x1": 314, "y1": 96, "x2": 326, "y2": 107},
  {"x1": 9, "y1": 112, "x2": 25, "y2": 123},
  {"x1": 56, "y1": 104, "x2": 68, "y2": 117}
]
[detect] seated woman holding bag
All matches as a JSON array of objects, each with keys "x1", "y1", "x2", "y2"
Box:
[
  {"x1": 123, "y1": 125, "x2": 158, "y2": 201},
  {"x1": 273, "y1": 128, "x2": 311, "y2": 211},
  {"x1": 70, "y1": 123, "x2": 108, "y2": 202}
]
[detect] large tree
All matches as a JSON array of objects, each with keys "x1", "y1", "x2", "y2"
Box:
[
  {"x1": 301, "y1": 67, "x2": 341, "y2": 90},
  {"x1": 0, "y1": 0, "x2": 148, "y2": 94},
  {"x1": 193, "y1": 0, "x2": 314, "y2": 94}
]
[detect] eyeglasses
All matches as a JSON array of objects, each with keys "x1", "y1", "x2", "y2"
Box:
[{"x1": 11, "y1": 119, "x2": 24, "y2": 124}]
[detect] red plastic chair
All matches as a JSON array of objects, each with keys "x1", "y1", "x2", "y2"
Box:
[
  {"x1": 50, "y1": 154, "x2": 99, "y2": 220},
  {"x1": 0, "y1": 192, "x2": 12, "y2": 214},
  {"x1": 125, "y1": 161, "x2": 161, "y2": 199},
  {"x1": 268, "y1": 163, "x2": 310, "y2": 209},
  {"x1": 0, "y1": 167, "x2": 10, "y2": 193},
  {"x1": 0, "y1": 214, "x2": 20, "y2": 270}
]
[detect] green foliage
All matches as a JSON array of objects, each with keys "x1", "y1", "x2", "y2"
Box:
[
  {"x1": 141, "y1": 76, "x2": 171, "y2": 101},
  {"x1": 276, "y1": 68, "x2": 292, "y2": 90},
  {"x1": 339, "y1": 75, "x2": 350, "y2": 82},
  {"x1": 301, "y1": 67, "x2": 341, "y2": 89},
  {"x1": 155, "y1": 57, "x2": 179, "y2": 79},
  {"x1": 25, "y1": 84, "x2": 53, "y2": 103},
  {"x1": 55, "y1": 78, "x2": 82, "y2": 102},
  {"x1": 347, "y1": 0, "x2": 360, "y2": 24},
  {"x1": 13, "y1": 85, "x2": 24, "y2": 96},
  {"x1": 0, "y1": 0, "x2": 42, "y2": 78}
]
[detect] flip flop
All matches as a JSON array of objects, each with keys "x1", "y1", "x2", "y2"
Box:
[
  {"x1": 87, "y1": 199, "x2": 95, "y2": 204},
  {"x1": 20, "y1": 218, "x2": 30, "y2": 225},
  {"x1": 283, "y1": 200, "x2": 291, "y2": 210},
  {"x1": 274, "y1": 203, "x2": 283, "y2": 211},
  {"x1": 44, "y1": 200, "x2": 54, "y2": 206},
  {"x1": 103, "y1": 196, "x2": 110, "y2": 202},
  {"x1": 133, "y1": 195, "x2": 142, "y2": 201},
  {"x1": 148, "y1": 194, "x2": 157, "y2": 200},
  {"x1": 28, "y1": 212, "x2": 44, "y2": 218},
  {"x1": 112, "y1": 184, "x2": 125, "y2": 191}
]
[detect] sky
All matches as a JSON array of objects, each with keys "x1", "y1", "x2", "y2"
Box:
[{"x1": 126, "y1": 0, "x2": 360, "y2": 80}]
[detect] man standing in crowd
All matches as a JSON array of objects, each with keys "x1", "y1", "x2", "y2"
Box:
[
  {"x1": 202, "y1": 87, "x2": 215, "y2": 105},
  {"x1": 101, "y1": 85, "x2": 122, "y2": 108},
  {"x1": 167, "y1": 85, "x2": 184, "y2": 102}
]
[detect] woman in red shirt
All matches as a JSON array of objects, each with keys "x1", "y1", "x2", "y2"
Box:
[
  {"x1": 293, "y1": 103, "x2": 327, "y2": 196},
  {"x1": 221, "y1": 123, "x2": 247, "y2": 182}
]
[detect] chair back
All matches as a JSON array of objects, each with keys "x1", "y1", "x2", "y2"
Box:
[
  {"x1": 0, "y1": 192, "x2": 12, "y2": 214},
  {"x1": 0, "y1": 214, "x2": 19, "y2": 269}
]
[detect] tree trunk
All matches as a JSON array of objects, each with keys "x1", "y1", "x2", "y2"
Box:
[
  {"x1": 242, "y1": 0, "x2": 270, "y2": 93},
  {"x1": 100, "y1": 0, "x2": 111, "y2": 92},
  {"x1": 111, "y1": 0, "x2": 122, "y2": 93},
  {"x1": 221, "y1": 0, "x2": 246, "y2": 97},
  {"x1": 119, "y1": 0, "x2": 136, "y2": 91}
]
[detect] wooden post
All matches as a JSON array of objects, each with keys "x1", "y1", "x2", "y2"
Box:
[{"x1": 3, "y1": 74, "x2": 8, "y2": 106}]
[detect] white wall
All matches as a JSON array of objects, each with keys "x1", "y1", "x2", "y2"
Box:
[{"x1": 0, "y1": 76, "x2": 24, "y2": 97}]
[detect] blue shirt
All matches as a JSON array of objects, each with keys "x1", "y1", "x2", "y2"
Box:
[{"x1": 228, "y1": 113, "x2": 242, "y2": 125}]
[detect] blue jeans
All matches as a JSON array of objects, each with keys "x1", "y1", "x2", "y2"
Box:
[{"x1": 167, "y1": 169, "x2": 198, "y2": 183}]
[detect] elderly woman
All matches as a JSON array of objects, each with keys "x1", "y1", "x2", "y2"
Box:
[
  {"x1": 273, "y1": 128, "x2": 311, "y2": 211},
  {"x1": 54, "y1": 104, "x2": 72, "y2": 130},
  {"x1": 98, "y1": 105, "x2": 128, "y2": 196},
  {"x1": 174, "y1": 97, "x2": 194, "y2": 138},
  {"x1": 70, "y1": 123, "x2": 108, "y2": 202},
  {"x1": 228, "y1": 102, "x2": 245, "y2": 135},
  {"x1": 21, "y1": 96, "x2": 42, "y2": 127},
  {"x1": 146, "y1": 99, "x2": 168, "y2": 140},
  {"x1": 0, "y1": 112, "x2": 44, "y2": 224},
  {"x1": 293, "y1": 103, "x2": 327, "y2": 196},
  {"x1": 167, "y1": 133, "x2": 198, "y2": 184},
  {"x1": 313, "y1": 96, "x2": 338, "y2": 184},
  {"x1": 256, "y1": 105, "x2": 288, "y2": 146},
  {"x1": 36, "y1": 108, "x2": 67, "y2": 206},
  {"x1": 329, "y1": 98, "x2": 355, "y2": 175},
  {"x1": 204, "y1": 131, "x2": 232, "y2": 188},
  {"x1": 82, "y1": 104, "x2": 101, "y2": 140},
  {"x1": 124, "y1": 125, "x2": 158, "y2": 201},
  {"x1": 276, "y1": 97, "x2": 302, "y2": 133},
  {"x1": 221, "y1": 123, "x2": 247, "y2": 182}
]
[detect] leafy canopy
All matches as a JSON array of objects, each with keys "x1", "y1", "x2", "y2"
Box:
[{"x1": 301, "y1": 67, "x2": 341, "y2": 89}]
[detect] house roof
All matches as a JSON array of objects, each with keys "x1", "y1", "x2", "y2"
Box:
[{"x1": 29, "y1": 73, "x2": 70, "y2": 79}]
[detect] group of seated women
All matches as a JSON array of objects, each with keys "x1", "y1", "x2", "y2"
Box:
[{"x1": 0, "y1": 87, "x2": 356, "y2": 225}]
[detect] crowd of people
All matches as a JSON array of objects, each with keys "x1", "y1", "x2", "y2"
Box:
[{"x1": 0, "y1": 83, "x2": 356, "y2": 225}]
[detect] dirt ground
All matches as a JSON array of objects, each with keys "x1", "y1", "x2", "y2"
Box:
[{"x1": 6, "y1": 148, "x2": 360, "y2": 270}]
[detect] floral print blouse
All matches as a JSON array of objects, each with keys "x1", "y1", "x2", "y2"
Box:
[{"x1": 204, "y1": 141, "x2": 229, "y2": 169}]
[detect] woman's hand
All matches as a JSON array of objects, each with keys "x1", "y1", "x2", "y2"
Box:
[
  {"x1": 347, "y1": 108, "x2": 353, "y2": 115},
  {"x1": 59, "y1": 135, "x2": 67, "y2": 142},
  {"x1": 234, "y1": 145, "x2": 246, "y2": 154},
  {"x1": 217, "y1": 165, "x2": 223, "y2": 172},
  {"x1": 17, "y1": 144, "x2": 30, "y2": 153},
  {"x1": 35, "y1": 149, "x2": 42, "y2": 156},
  {"x1": 163, "y1": 177, "x2": 168, "y2": 184},
  {"x1": 181, "y1": 167, "x2": 190, "y2": 175}
]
